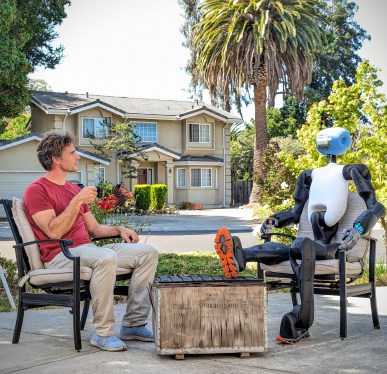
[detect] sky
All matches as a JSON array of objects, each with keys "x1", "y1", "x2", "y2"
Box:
[{"x1": 30, "y1": 0, "x2": 387, "y2": 121}]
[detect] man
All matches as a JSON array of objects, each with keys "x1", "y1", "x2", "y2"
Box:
[{"x1": 23, "y1": 131, "x2": 159, "y2": 352}]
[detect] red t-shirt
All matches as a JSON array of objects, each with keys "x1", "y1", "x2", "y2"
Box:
[{"x1": 23, "y1": 177, "x2": 91, "y2": 263}]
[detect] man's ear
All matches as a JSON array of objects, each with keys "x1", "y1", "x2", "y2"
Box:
[{"x1": 51, "y1": 156, "x2": 61, "y2": 165}]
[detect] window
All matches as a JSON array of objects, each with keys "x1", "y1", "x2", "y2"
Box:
[
  {"x1": 191, "y1": 168, "x2": 212, "y2": 187},
  {"x1": 177, "y1": 168, "x2": 186, "y2": 187},
  {"x1": 94, "y1": 167, "x2": 105, "y2": 185},
  {"x1": 133, "y1": 122, "x2": 157, "y2": 142},
  {"x1": 82, "y1": 117, "x2": 110, "y2": 139},
  {"x1": 189, "y1": 123, "x2": 210, "y2": 143}
]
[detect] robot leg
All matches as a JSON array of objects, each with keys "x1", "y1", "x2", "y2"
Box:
[{"x1": 277, "y1": 237, "x2": 316, "y2": 343}]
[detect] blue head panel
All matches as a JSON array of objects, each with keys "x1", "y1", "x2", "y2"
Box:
[{"x1": 316, "y1": 127, "x2": 351, "y2": 156}]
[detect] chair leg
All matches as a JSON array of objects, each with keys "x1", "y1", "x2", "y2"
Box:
[
  {"x1": 370, "y1": 287, "x2": 380, "y2": 329},
  {"x1": 81, "y1": 297, "x2": 90, "y2": 330},
  {"x1": 72, "y1": 300, "x2": 82, "y2": 351},
  {"x1": 369, "y1": 239, "x2": 380, "y2": 329},
  {"x1": 12, "y1": 293, "x2": 24, "y2": 344},
  {"x1": 339, "y1": 250, "x2": 347, "y2": 339}
]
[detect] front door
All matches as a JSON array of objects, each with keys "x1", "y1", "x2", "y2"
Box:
[{"x1": 137, "y1": 168, "x2": 153, "y2": 184}]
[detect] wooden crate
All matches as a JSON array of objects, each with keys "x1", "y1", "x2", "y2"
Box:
[{"x1": 151, "y1": 276, "x2": 267, "y2": 359}]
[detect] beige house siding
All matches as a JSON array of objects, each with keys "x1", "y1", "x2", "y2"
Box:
[
  {"x1": 23, "y1": 93, "x2": 242, "y2": 208},
  {"x1": 30, "y1": 107, "x2": 55, "y2": 133},
  {"x1": 1, "y1": 141, "x2": 42, "y2": 170}
]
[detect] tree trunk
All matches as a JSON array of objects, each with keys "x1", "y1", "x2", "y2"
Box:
[{"x1": 249, "y1": 81, "x2": 268, "y2": 204}]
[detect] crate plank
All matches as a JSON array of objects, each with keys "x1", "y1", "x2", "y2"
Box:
[{"x1": 152, "y1": 278, "x2": 267, "y2": 356}]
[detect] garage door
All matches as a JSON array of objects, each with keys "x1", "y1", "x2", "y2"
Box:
[{"x1": 0, "y1": 171, "x2": 81, "y2": 218}]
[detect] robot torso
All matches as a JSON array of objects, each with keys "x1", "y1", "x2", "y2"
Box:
[{"x1": 308, "y1": 163, "x2": 348, "y2": 227}]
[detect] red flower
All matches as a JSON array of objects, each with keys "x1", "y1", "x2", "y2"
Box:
[{"x1": 96, "y1": 195, "x2": 118, "y2": 211}]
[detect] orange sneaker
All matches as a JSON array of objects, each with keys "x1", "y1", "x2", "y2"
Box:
[{"x1": 214, "y1": 227, "x2": 239, "y2": 278}]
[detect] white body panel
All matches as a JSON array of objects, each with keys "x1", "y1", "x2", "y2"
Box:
[{"x1": 308, "y1": 163, "x2": 348, "y2": 227}]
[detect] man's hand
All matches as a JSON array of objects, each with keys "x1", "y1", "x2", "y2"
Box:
[
  {"x1": 75, "y1": 186, "x2": 98, "y2": 205},
  {"x1": 117, "y1": 226, "x2": 139, "y2": 243},
  {"x1": 339, "y1": 227, "x2": 361, "y2": 251}
]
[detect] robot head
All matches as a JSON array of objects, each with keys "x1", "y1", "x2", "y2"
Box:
[{"x1": 316, "y1": 127, "x2": 351, "y2": 156}]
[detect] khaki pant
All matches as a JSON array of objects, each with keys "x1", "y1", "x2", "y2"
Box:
[{"x1": 46, "y1": 242, "x2": 159, "y2": 337}]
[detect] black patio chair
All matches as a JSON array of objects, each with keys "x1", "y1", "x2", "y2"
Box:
[
  {"x1": 0, "y1": 198, "x2": 132, "y2": 351},
  {"x1": 257, "y1": 193, "x2": 380, "y2": 339}
]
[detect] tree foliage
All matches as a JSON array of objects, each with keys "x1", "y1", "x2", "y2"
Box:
[
  {"x1": 0, "y1": 0, "x2": 70, "y2": 117},
  {"x1": 307, "y1": 0, "x2": 369, "y2": 102},
  {"x1": 267, "y1": 96, "x2": 305, "y2": 139},
  {"x1": 230, "y1": 122, "x2": 254, "y2": 181},
  {"x1": 0, "y1": 112, "x2": 30, "y2": 140},
  {"x1": 281, "y1": 61, "x2": 387, "y2": 234},
  {"x1": 179, "y1": 1, "x2": 369, "y2": 136},
  {"x1": 190, "y1": 0, "x2": 323, "y2": 203}
]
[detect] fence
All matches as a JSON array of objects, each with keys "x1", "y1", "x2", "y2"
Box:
[{"x1": 232, "y1": 180, "x2": 252, "y2": 207}]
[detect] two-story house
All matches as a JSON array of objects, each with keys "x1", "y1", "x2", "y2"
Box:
[{"x1": 0, "y1": 91, "x2": 242, "y2": 216}]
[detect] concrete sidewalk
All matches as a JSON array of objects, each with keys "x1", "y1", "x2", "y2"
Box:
[{"x1": 0, "y1": 288, "x2": 386, "y2": 373}]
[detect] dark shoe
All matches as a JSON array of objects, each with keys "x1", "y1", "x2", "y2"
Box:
[
  {"x1": 90, "y1": 335, "x2": 127, "y2": 351},
  {"x1": 214, "y1": 227, "x2": 239, "y2": 278},
  {"x1": 120, "y1": 325, "x2": 154, "y2": 342}
]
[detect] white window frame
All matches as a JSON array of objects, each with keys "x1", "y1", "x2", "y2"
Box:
[
  {"x1": 82, "y1": 117, "x2": 110, "y2": 139},
  {"x1": 191, "y1": 168, "x2": 212, "y2": 188},
  {"x1": 189, "y1": 123, "x2": 211, "y2": 143},
  {"x1": 94, "y1": 166, "x2": 106, "y2": 185},
  {"x1": 176, "y1": 168, "x2": 186, "y2": 188},
  {"x1": 133, "y1": 121, "x2": 158, "y2": 142}
]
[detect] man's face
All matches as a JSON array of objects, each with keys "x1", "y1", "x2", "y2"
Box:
[{"x1": 55, "y1": 144, "x2": 80, "y2": 172}]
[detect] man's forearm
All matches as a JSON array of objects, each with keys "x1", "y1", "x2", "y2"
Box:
[
  {"x1": 47, "y1": 199, "x2": 84, "y2": 238},
  {"x1": 90, "y1": 224, "x2": 122, "y2": 239}
]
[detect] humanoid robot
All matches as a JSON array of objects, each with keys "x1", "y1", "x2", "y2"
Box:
[{"x1": 214, "y1": 127, "x2": 385, "y2": 343}]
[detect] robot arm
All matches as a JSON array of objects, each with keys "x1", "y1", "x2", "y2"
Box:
[
  {"x1": 340, "y1": 164, "x2": 386, "y2": 250},
  {"x1": 260, "y1": 170, "x2": 312, "y2": 238}
]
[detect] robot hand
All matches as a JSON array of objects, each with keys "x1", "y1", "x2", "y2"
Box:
[
  {"x1": 339, "y1": 227, "x2": 361, "y2": 251},
  {"x1": 260, "y1": 217, "x2": 277, "y2": 240}
]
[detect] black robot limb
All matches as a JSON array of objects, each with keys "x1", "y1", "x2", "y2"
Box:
[
  {"x1": 343, "y1": 164, "x2": 386, "y2": 235},
  {"x1": 260, "y1": 170, "x2": 312, "y2": 240},
  {"x1": 278, "y1": 237, "x2": 316, "y2": 341}
]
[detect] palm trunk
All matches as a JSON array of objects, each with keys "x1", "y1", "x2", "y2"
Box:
[{"x1": 249, "y1": 81, "x2": 268, "y2": 204}]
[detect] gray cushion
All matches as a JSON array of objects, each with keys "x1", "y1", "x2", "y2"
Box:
[
  {"x1": 297, "y1": 193, "x2": 370, "y2": 263},
  {"x1": 20, "y1": 267, "x2": 131, "y2": 287},
  {"x1": 12, "y1": 197, "x2": 44, "y2": 270},
  {"x1": 261, "y1": 259, "x2": 362, "y2": 276}
]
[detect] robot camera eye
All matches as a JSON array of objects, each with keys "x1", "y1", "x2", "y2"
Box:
[{"x1": 316, "y1": 135, "x2": 331, "y2": 149}]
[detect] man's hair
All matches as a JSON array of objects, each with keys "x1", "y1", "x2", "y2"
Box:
[{"x1": 37, "y1": 131, "x2": 76, "y2": 171}]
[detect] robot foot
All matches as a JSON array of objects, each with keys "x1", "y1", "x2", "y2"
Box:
[
  {"x1": 214, "y1": 227, "x2": 241, "y2": 278},
  {"x1": 276, "y1": 311, "x2": 310, "y2": 344}
]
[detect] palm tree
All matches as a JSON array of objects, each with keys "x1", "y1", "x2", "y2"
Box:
[{"x1": 193, "y1": 0, "x2": 323, "y2": 203}]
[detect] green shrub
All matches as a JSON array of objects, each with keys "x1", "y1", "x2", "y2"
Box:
[
  {"x1": 134, "y1": 184, "x2": 151, "y2": 211},
  {"x1": 96, "y1": 181, "x2": 113, "y2": 197},
  {"x1": 0, "y1": 256, "x2": 17, "y2": 311},
  {"x1": 150, "y1": 184, "x2": 167, "y2": 210}
]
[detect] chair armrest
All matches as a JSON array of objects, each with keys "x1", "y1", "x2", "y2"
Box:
[
  {"x1": 14, "y1": 238, "x2": 75, "y2": 261},
  {"x1": 264, "y1": 233, "x2": 296, "y2": 243}
]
